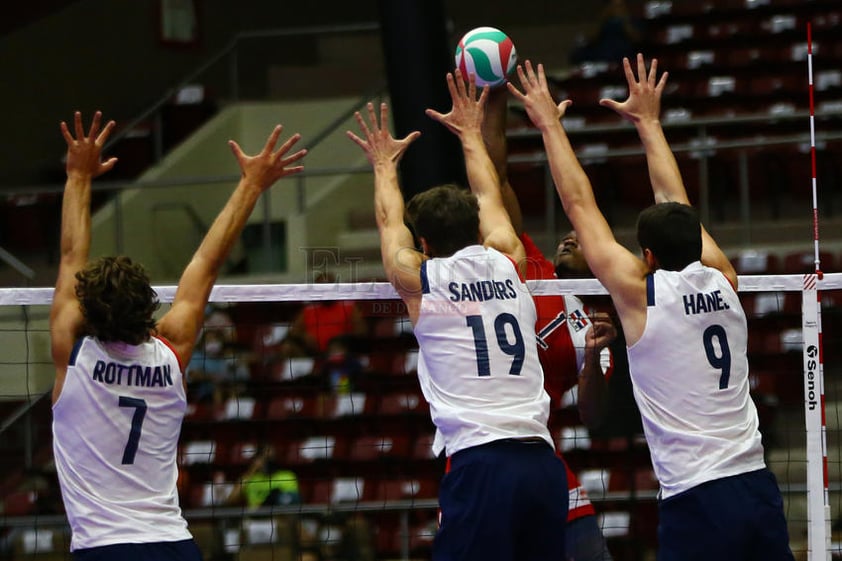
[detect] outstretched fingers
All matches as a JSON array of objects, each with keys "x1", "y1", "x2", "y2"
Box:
[
  {"x1": 86, "y1": 111, "x2": 103, "y2": 141},
  {"x1": 379, "y1": 102, "x2": 390, "y2": 134},
  {"x1": 366, "y1": 102, "x2": 381, "y2": 133},
  {"x1": 279, "y1": 146, "x2": 308, "y2": 170},
  {"x1": 60, "y1": 121, "x2": 74, "y2": 145},
  {"x1": 647, "y1": 56, "x2": 659, "y2": 87},
  {"x1": 228, "y1": 139, "x2": 245, "y2": 161},
  {"x1": 275, "y1": 132, "x2": 302, "y2": 157},
  {"x1": 94, "y1": 119, "x2": 116, "y2": 147},
  {"x1": 73, "y1": 111, "x2": 85, "y2": 141},
  {"x1": 261, "y1": 125, "x2": 283, "y2": 155}
]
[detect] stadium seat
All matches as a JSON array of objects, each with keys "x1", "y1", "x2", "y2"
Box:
[
  {"x1": 782, "y1": 250, "x2": 835, "y2": 275},
  {"x1": 188, "y1": 521, "x2": 225, "y2": 561},
  {"x1": 180, "y1": 440, "x2": 217, "y2": 465},
  {"x1": 10, "y1": 527, "x2": 69, "y2": 561},
  {"x1": 1, "y1": 490, "x2": 36, "y2": 516},
  {"x1": 306, "y1": 477, "x2": 365, "y2": 505},
  {"x1": 378, "y1": 389, "x2": 428, "y2": 416},
  {"x1": 326, "y1": 392, "x2": 370, "y2": 417},
  {"x1": 347, "y1": 434, "x2": 412, "y2": 463},
  {"x1": 732, "y1": 249, "x2": 781, "y2": 275},
  {"x1": 408, "y1": 516, "x2": 438, "y2": 555},
  {"x1": 283, "y1": 435, "x2": 339, "y2": 466},
  {"x1": 265, "y1": 394, "x2": 319, "y2": 420},
  {"x1": 236, "y1": 517, "x2": 298, "y2": 561},
  {"x1": 366, "y1": 477, "x2": 438, "y2": 503},
  {"x1": 225, "y1": 441, "x2": 261, "y2": 467}
]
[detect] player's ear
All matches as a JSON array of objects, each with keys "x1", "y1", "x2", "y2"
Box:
[
  {"x1": 419, "y1": 237, "x2": 431, "y2": 257},
  {"x1": 642, "y1": 248, "x2": 658, "y2": 270}
]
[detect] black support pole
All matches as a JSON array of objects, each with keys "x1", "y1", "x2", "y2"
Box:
[{"x1": 377, "y1": 0, "x2": 466, "y2": 200}]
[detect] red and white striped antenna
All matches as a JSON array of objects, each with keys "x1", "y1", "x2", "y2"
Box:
[{"x1": 807, "y1": 22, "x2": 823, "y2": 279}]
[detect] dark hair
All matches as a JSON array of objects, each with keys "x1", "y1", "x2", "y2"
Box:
[
  {"x1": 75, "y1": 256, "x2": 160, "y2": 344},
  {"x1": 636, "y1": 202, "x2": 702, "y2": 271},
  {"x1": 405, "y1": 184, "x2": 480, "y2": 257}
]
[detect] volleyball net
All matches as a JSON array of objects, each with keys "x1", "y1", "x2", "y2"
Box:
[{"x1": 0, "y1": 273, "x2": 841, "y2": 561}]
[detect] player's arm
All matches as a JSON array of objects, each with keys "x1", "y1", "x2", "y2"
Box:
[
  {"x1": 427, "y1": 70, "x2": 526, "y2": 268},
  {"x1": 577, "y1": 313, "x2": 615, "y2": 430},
  {"x1": 600, "y1": 54, "x2": 737, "y2": 287},
  {"x1": 508, "y1": 61, "x2": 649, "y2": 339},
  {"x1": 347, "y1": 102, "x2": 424, "y2": 319},
  {"x1": 481, "y1": 86, "x2": 523, "y2": 236},
  {"x1": 50, "y1": 112, "x2": 118, "y2": 402},
  {"x1": 156, "y1": 126, "x2": 307, "y2": 366}
]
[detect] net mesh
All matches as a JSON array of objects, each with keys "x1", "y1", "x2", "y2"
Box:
[{"x1": 1, "y1": 274, "x2": 841, "y2": 560}]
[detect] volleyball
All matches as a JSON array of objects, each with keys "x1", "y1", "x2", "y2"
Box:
[{"x1": 454, "y1": 26, "x2": 517, "y2": 88}]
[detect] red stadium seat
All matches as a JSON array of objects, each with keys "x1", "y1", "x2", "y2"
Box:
[
  {"x1": 1, "y1": 490, "x2": 36, "y2": 516},
  {"x1": 378, "y1": 390, "x2": 428, "y2": 416},
  {"x1": 782, "y1": 250, "x2": 835, "y2": 275},
  {"x1": 348, "y1": 434, "x2": 412, "y2": 462},
  {"x1": 411, "y1": 433, "x2": 438, "y2": 461},
  {"x1": 265, "y1": 394, "x2": 318, "y2": 420}
]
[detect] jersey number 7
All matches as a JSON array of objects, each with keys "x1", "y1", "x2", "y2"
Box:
[{"x1": 119, "y1": 396, "x2": 148, "y2": 464}]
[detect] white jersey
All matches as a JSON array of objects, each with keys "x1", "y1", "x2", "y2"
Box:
[
  {"x1": 627, "y1": 262, "x2": 765, "y2": 499},
  {"x1": 415, "y1": 245, "x2": 552, "y2": 457},
  {"x1": 52, "y1": 336, "x2": 192, "y2": 551}
]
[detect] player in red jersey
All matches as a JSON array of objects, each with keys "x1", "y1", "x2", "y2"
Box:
[{"x1": 481, "y1": 85, "x2": 616, "y2": 561}]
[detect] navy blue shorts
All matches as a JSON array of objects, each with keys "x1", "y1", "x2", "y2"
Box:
[
  {"x1": 73, "y1": 539, "x2": 202, "y2": 561},
  {"x1": 434, "y1": 438, "x2": 568, "y2": 561},
  {"x1": 657, "y1": 468, "x2": 795, "y2": 561}
]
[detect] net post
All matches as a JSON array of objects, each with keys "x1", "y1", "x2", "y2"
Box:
[{"x1": 801, "y1": 274, "x2": 830, "y2": 561}]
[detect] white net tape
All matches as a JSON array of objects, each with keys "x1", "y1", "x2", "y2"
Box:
[{"x1": 3, "y1": 273, "x2": 840, "y2": 305}]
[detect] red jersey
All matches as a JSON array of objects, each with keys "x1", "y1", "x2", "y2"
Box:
[
  {"x1": 299, "y1": 301, "x2": 360, "y2": 353},
  {"x1": 522, "y1": 232, "x2": 609, "y2": 521}
]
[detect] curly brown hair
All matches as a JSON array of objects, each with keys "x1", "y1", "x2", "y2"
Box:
[{"x1": 75, "y1": 256, "x2": 160, "y2": 345}]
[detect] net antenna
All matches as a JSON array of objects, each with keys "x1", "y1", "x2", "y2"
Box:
[
  {"x1": 803, "y1": 21, "x2": 831, "y2": 561},
  {"x1": 807, "y1": 22, "x2": 823, "y2": 279}
]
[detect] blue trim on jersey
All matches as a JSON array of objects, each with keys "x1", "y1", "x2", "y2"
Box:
[
  {"x1": 420, "y1": 260, "x2": 430, "y2": 294},
  {"x1": 68, "y1": 338, "x2": 85, "y2": 367},
  {"x1": 646, "y1": 274, "x2": 655, "y2": 307}
]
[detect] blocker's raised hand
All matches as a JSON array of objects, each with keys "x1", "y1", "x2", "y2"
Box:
[
  {"x1": 426, "y1": 69, "x2": 489, "y2": 137},
  {"x1": 347, "y1": 102, "x2": 420, "y2": 167},
  {"x1": 228, "y1": 125, "x2": 307, "y2": 192},
  {"x1": 599, "y1": 53, "x2": 668, "y2": 124},
  {"x1": 60, "y1": 111, "x2": 118, "y2": 179},
  {"x1": 506, "y1": 60, "x2": 572, "y2": 131}
]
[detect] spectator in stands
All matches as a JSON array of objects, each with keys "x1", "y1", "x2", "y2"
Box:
[
  {"x1": 347, "y1": 71, "x2": 569, "y2": 560},
  {"x1": 481, "y1": 84, "x2": 616, "y2": 561},
  {"x1": 280, "y1": 272, "x2": 368, "y2": 392},
  {"x1": 569, "y1": 0, "x2": 641, "y2": 65},
  {"x1": 226, "y1": 445, "x2": 301, "y2": 508},
  {"x1": 226, "y1": 445, "x2": 376, "y2": 561},
  {"x1": 509, "y1": 54, "x2": 795, "y2": 560},
  {"x1": 286, "y1": 272, "x2": 368, "y2": 357},
  {"x1": 49, "y1": 111, "x2": 306, "y2": 559},
  {"x1": 187, "y1": 305, "x2": 251, "y2": 406}
]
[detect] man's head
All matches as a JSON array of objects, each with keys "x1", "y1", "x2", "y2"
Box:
[
  {"x1": 75, "y1": 256, "x2": 160, "y2": 345},
  {"x1": 405, "y1": 184, "x2": 480, "y2": 258},
  {"x1": 636, "y1": 202, "x2": 702, "y2": 271},
  {"x1": 554, "y1": 230, "x2": 592, "y2": 278}
]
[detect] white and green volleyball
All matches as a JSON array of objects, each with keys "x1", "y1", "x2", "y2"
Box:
[{"x1": 454, "y1": 26, "x2": 517, "y2": 88}]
